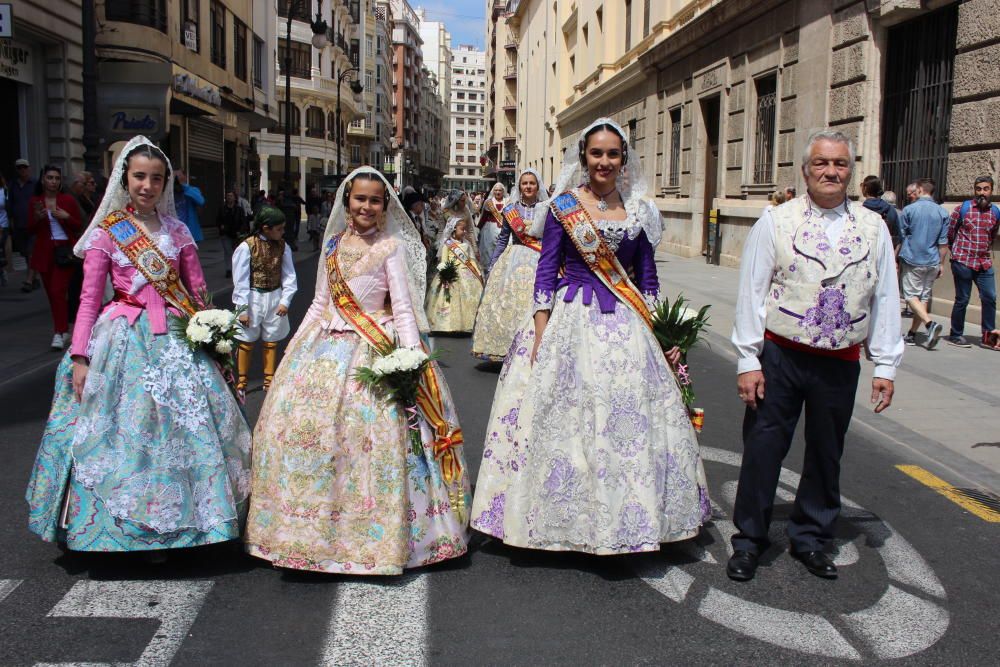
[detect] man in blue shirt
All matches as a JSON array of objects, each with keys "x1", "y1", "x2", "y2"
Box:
[
  {"x1": 898, "y1": 177, "x2": 949, "y2": 349},
  {"x1": 174, "y1": 169, "x2": 205, "y2": 242}
]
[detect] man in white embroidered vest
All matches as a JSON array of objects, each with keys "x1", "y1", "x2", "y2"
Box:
[{"x1": 727, "y1": 130, "x2": 904, "y2": 582}]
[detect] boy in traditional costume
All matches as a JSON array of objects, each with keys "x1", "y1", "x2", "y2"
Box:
[{"x1": 232, "y1": 205, "x2": 297, "y2": 396}]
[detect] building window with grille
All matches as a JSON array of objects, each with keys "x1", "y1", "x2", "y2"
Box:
[
  {"x1": 234, "y1": 20, "x2": 247, "y2": 81},
  {"x1": 210, "y1": 1, "x2": 226, "y2": 68},
  {"x1": 280, "y1": 102, "x2": 301, "y2": 135},
  {"x1": 181, "y1": 0, "x2": 199, "y2": 50},
  {"x1": 352, "y1": 145, "x2": 361, "y2": 163},
  {"x1": 106, "y1": 0, "x2": 166, "y2": 32},
  {"x1": 375, "y1": 93, "x2": 383, "y2": 113},
  {"x1": 376, "y1": 65, "x2": 382, "y2": 84},
  {"x1": 669, "y1": 107, "x2": 681, "y2": 187},
  {"x1": 278, "y1": 38, "x2": 312, "y2": 79},
  {"x1": 753, "y1": 75, "x2": 777, "y2": 185},
  {"x1": 252, "y1": 35, "x2": 265, "y2": 88}
]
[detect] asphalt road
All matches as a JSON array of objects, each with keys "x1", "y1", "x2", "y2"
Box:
[{"x1": 0, "y1": 251, "x2": 996, "y2": 666}]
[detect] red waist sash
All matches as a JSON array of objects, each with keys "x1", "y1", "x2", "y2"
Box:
[{"x1": 765, "y1": 330, "x2": 861, "y2": 361}]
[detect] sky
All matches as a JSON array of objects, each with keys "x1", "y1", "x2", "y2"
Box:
[{"x1": 415, "y1": 1, "x2": 486, "y2": 50}]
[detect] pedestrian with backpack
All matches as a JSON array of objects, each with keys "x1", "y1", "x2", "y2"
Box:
[{"x1": 946, "y1": 176, "x2": 1000, "y2": 348}]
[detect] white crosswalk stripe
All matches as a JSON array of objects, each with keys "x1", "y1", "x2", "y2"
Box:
[{"x1": 321, "y1": 573, "x2": 428, "y2": 666}]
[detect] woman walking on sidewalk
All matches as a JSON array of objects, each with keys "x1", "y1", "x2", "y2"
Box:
[
  {"x1": 25, "y1": 136, "x2": 252, "y2": 556},
  {"x1": 28, "y1": 165, "x2": 82, "y2": 350},
  {"x1": 470, "y1": 118, "x2": 710, "y2": 554}
]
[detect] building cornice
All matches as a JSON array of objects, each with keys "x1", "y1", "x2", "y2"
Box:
[
  {"x1": 556, "y1": 57, "x2": 648, "y2": 129},
  {"x1": 639, "y1": 0, "x2": 786, "y2": 71}
]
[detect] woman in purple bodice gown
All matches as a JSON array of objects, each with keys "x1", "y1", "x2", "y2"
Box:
[{"x1": 470, "y1": 118, "x2": 711, "y2": 554}]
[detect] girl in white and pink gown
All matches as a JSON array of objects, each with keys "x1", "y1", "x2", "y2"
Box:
[{"x1": 245, "y1": 167, "x2": 470, "y2": 575}]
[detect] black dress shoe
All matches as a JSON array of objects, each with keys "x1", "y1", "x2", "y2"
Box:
[
  {"x1": 726, "y1": 550, "x2": 759, "y2": 582},
  {"x1": 792, "y1": 550, "x2": 837, "y2": 579}
]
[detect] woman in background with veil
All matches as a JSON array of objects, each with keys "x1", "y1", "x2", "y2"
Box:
[
  {"x1": 470, "y1": 119, "x2": 710, "y2": 555},
  {"x1": 471, "y1": 169, "x2": 547, "y2": 362},
  {"x1": 245, "y1": 167, "x2": 470, "y2": 575},
  {"x1": 477, "y1": 182, "x2": 508, "y2": 271},
  {"x1": 25, "y1": 136, "x2": 252, "y2": 555}
]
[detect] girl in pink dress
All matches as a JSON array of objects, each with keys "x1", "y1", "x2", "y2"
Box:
[
  {"x1": 245, "y1": 167, "x2": 470, "y2": 574},
  {"x1": 26, "y1": 136, "x2": 251, "y2": 554}
]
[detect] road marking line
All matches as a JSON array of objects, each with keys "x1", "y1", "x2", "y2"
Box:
[
  {"x1": 896, "y1": 464, "x2": 1000, "y2": 522},
  {"x1": 38, "y1": 579, "x2": 213, "y2": 667},
  {"x1": 321, "y1": 573, "x2": 428, "y2": 666},
  {"x1": 0, "y1": 579, "x2": 22, "y2": 603},
  {"x1": 841, "y1": 585, "x2": 950, "y2": 660}
]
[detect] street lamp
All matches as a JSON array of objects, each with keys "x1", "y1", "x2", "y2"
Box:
[
  {"x1": 336, "y1": 68, "x2": 364, "y2": 177},
  {"x1": 282, "y1": 2, "x2": 329, "y2": 192}
]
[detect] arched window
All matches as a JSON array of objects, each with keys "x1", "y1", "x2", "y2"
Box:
[
  {"x1": 279, "y1": 102, "x2": 300, "y2": 134},
  {"x1": 306, "y1": 106, "x2": 325, "y2": 138}
]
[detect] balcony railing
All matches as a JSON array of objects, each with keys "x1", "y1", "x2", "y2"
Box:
[
  {"x1": 503, "y1": 96, "x2": 516, "y2": 111},
  {"x1": 504, "y1": 65, "x2": 517, "y2": 79},
  {"x1": 504, "y1": 37, "x2": 519, "y2": 50}
]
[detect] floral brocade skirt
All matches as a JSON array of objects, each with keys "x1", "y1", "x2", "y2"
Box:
[
  {"x1": 471, "y1": 245, "x2": 539, "y2": 362},
  {"x1": 470, "y1": 289, "x2": 711, "y2": 554},
  {"x1": 244, "y1": 318, "x2": 471, "y2": 575},
  {"x1": 25, "y1": 312, "x2": 252, "y2": 551},
  {"x1": 426, "y1": 265, "x2": 484, "y2": 334}
]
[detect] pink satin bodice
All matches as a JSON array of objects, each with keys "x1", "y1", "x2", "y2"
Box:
[
  {"x1": 70, "y1": 216, "x2": 206, "y2": 358},
  {"x1": 301, "y1": 234, "x2": 421, "y2": 348}
]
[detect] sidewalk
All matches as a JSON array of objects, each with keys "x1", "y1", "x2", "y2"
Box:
[
  {"x1": 654, "y1": 249, "x2": 1000, "y2": 495},
  {"x1": 0, "y1": 227, "x2": 319, "y2": 388}
]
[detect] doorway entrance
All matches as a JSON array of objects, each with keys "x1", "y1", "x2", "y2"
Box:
[{"x1": 700, "y1": 95, "x2": 721, "y2": 254}]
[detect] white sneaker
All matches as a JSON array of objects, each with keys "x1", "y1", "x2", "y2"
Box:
[{"x1": 51, "y1": 333, "x2": 65, "y2": 350}]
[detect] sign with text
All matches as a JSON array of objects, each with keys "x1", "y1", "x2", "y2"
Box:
[
  {"x1": 107, "y1": 108, "x2": 161, "y2": 135},
  {"x1": 0, "y1": 4, "x2": 12, "y2": 39},
  {"x1": 0, "y1": 38, "x2": 31, "y2": 84}
]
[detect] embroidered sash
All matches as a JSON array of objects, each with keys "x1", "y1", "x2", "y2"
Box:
[
  {"x1": 549, "y1": 191, "x2": 653, "y2": 329},
  {"x1": 502, "y1": 203, "x2": 542, "y2": 253},
  {"x1": 324, "y1": 234, "x2": 465, "y2": 487},
  {"x1": 445, "y1": 239, "x2": 485, "y2": 286},
  {"x1": 483, "y1": 199, "x2": 503, "y2": 227},
  {"x1": 99, "y1": 210, "x2": 198, "y2": 317}
]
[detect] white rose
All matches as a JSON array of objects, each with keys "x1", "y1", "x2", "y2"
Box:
[{"x1": 215, "y1": 339, "x2": 233, "y2": 354}]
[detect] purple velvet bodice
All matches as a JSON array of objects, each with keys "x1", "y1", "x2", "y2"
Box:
[{"x1": 532, "y1": 210, "x2": 659, "y2": 313}]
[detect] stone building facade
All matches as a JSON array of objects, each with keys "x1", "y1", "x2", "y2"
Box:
[
  {"x1": 444, "y1": 44, "x2": 489, "y2": 192},
  {"x1": 484, "y1": 0, "x2": 518, "y2": 188},
  {"x1": 1, "y1": 0, "x2": 84, "y2": 178},
  {"x1": 510, "y1": 0, "x2": 1000, "y2": 321}
]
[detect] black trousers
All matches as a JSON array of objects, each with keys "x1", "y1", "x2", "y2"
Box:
[{"x1": 731, "y1": 340, "x2": 860, "y2": 555}]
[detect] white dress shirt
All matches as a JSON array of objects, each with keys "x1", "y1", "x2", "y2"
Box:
[
  {"x1": 731, "y1": 200, "x2": 904, "y2": 381},
  {"x1": 231, "y1": 237, "x2": 298, "y2": 309}
]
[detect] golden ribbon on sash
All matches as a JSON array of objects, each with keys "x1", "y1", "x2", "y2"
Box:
[
  {"x1": 99, "y1": 210, "x2": 198, "y2": 317},
  {"x1": 501, "y1": 203, "x2": 542, "y2": 253},
  {"x1": 444, "y1": 239, "x2": 485, "y2": 286},
  {"x1": 483, "y1": 198, "x2": 503, "y2": 227},
  {"x1": 548, "y1": 192, "x2": 653, "y2": 329},
  {"x1": 325, "y1": 234, "x2": 465, "y2": 489}
]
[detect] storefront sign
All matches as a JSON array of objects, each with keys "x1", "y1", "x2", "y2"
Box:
[
  {"x1": 0, "y1": 38, "x2": 32, "y2": 85},
  {"x1": 0, "y1": 4, "x2": 13, "y2": 38},
  {"x1": 172, "y1": 73, "x2": 221, "y2": 106},
  {"x1": 109, "y1": 108, "x2": 161, "y2": 135},
  {"x1": 499, "y1": 160, "x2": 516, "y2": 170}
]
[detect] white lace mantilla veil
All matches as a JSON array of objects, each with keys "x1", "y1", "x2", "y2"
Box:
[
  {"x1": 528, "y1": 117, "x2": 662, "y2": 247},
  {"x1": 319, "y1": 166, "x2": 430, "y2": 333},
  {"x1": 74, "y1": 134, "x2": 179, "y2": 257}
]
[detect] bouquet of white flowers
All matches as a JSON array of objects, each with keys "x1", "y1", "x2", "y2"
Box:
[
  {"x1": 169, "y1": 293, "x2": 246, "y2": 374},
  {"x1": 355, "y1": 343, "x2": 437, "y2": 455}
]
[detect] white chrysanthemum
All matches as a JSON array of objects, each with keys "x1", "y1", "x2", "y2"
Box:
[
  {"x1": 187, "y1": 322, "x2": 212, "y2": 343},
  {"x1": 215, "y1": 339, "x2": 233, "y2": 354}
]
